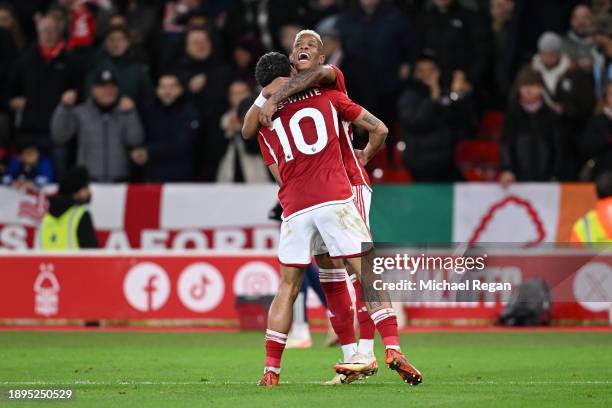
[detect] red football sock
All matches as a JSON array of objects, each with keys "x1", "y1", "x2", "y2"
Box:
[
  {"x1": 319, "y1": 269, "x2": 356, "y2": 346},
  {"x1": 265, "y1": 329, "x2": 287, "y2": 373},
  {"x1": 352, "y1": 278, "x2": 376, "y2": 340},
  {"x1": 371, "y1": 308, "x2": 400, "y2": 350}
]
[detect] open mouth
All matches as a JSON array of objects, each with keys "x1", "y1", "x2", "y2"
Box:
[{"x1": 297, "y1": 52, "x2": 311, "y2": 63}]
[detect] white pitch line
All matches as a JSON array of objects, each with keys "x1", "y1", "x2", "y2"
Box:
[{"x1": 1, "y1": 380, "x2": 611, "y2": 386}]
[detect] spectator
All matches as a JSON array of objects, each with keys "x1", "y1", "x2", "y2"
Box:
[
  {"x1": 488, "y1": 0, "x2": 515, "y2": 107},
  {"x1": 562, "y1": 5, "x2": 600, "y2": 71},
  {"x1": 592, "y1": 15, "x2": 612, "y2": 96},
  {"x1": 580, "y1": 82, "x2": 612, "y2": 178},
  {"x1": 531, "y1": 31, "x2": 596, "y2": 180},
  {"x1": 337, "y1": 0, "x2": 416, "y2": 140},
  {"x1": 318, "y1": 16, "x2": 342, "y2": 66},
  {"x1": 397, "y1": 54, "x2": 476, "y2": 181},
  {"x1": 163, "y1": 0, "x2": 202, "y2": 35},
  {"x1": 118, "y1": 0, "x2": 160, "y2": 54},
  {"x1": 84, "y1": 26, "x2": 153, "y2": 109},
  {"x1": 499, "y1": 69, "x2": 562, "y2": 186},
  {"x1": 7, "y1": 15, "x2": 79, "y2": 153},
  {"x1": 38, "y1": 166, "x2": 98, "y2": 249},
  {"x1": 51, "y1": 69, "x2": 144, "y2": 182},
  {"x1": 232, "y1": 34, "x2": 263, "y2": 88},
  {"x1": 2, "y1": 135, "x2": 53, "y2": 192},
  {"x1": 0, "y1": 2, "x2": 27, "y2": 51},
  {"x1": 172, "y1": 27, "x2": 234, "y2": 180},
  {"x1": 417, "y1": 0, "x2": 491, "y2": 86},
  {"x1": 135, "y1": 73, "x2": 200, "y2": 182},
  {"x1": 217, "y1": 83, "x2": 269, "y2": 183},
  {"x1": 279, "y1": 23, "x2": 303, "y2": 55}
]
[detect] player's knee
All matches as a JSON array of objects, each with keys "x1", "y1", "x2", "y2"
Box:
[{"x1": 314, "y1": 253, "x2": 343, "y2": 269}]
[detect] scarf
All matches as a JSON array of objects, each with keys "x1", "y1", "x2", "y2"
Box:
[
  {"x1": 39, "y1": 38, "x2": 65, "y2": 62},
  {"x1": 532, "y1": 53, "x2": 571, "y2": 93}
]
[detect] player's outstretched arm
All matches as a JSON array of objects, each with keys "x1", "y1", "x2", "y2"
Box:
[
  {"x1": 351, "y1": 109, "x2": 388, "y2": 165},
  {"x1": 242, "y1": 77, "x2": 291, "y2": 139},
  {"x1": 259, "y1": 65, "x2": 337, "y2": 127}
]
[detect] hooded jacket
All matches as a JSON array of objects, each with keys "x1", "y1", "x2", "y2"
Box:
[{"x1": 51, "y1": 98, "x2": 144, "y2": 182}]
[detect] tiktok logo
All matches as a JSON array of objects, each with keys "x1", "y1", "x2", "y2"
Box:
[
  {"x1": 177, "y1": 263, "x2": 224, "y2": 313},
  {"x1": 123, "y1": 263, "x2": 170, "y2": 312}
]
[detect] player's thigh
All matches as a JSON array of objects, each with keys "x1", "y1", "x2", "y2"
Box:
[
  {"x1": 352, "y1": 185, "x2": 372, "y2": 228},
  {"x1": 312, "y1": 201, "x2": 372, "y2": 259},
  {"x1": 278, "y1": 212, "x2": 317, "y2": 266}
]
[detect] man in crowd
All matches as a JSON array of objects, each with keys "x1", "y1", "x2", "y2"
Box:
[
  {"x1": 135, "y1": 73, "x2": 199, "y2": 182},
  {"x1": 417, "y1": 0, "x2": 490, "y2": 87},
  {"x1": 531, "y1": 31, "x2": 596, "y2": 180},
  {"x1": 335, "y1": 0, "x2": 416, "y2": 140},
  {"x1": 499, "y1": 69, "x2": 562, "y2": 186},
  {"x1": 7, "y1": 14, "x2": 78, "y2": 163},
  {"x1": 397, "y1": 53, "x2": 475, "y2": 181},
  {"x1": 171, "y1": 27, "x2": 234, "y2": 181},
  {"x1": 51, "y1": 69, "x2": 144, "y2": 182},
  {"x1": 85, "y1": 26, "x2": 153, "y2": 110},
  {"x1": 562, "y1": 4, "x2": 599, "y2": 71}
]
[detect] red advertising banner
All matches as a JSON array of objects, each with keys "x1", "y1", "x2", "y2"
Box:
[
  {"x1": 0, "y1": 251, "x2": 609, "y2": 324},
  {"x1": 0, "y1": 252, "x2": 282, "y2": 320}
]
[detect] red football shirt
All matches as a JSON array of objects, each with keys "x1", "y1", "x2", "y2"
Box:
[
  {"x1": 258, "y1": 88, "x2": 362, "y2": 219},
  {"x1": 324, "y1": 65, "x2": 372, "y2": 189}
]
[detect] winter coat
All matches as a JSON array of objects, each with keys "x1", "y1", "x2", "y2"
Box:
[
  {"x1": 8, "y1": 43, "x2": 79, "y2": 138},
  {"x1": 397, "y1": 80, "x2": 475, "y2": 180},
  {"x1": 500, "y1": 103, "x2": 563, "y2": 181},
  {"x1": 142, "y1": 96, "x2": 199, "y2": 182},
  {"x1": 51, "y1": 98, "x2": 144, "y2": 182}
]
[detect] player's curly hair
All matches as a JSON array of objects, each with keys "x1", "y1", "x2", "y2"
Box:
[{"x1": 255, "y1": 52, "x2": 292, "y2": 88}]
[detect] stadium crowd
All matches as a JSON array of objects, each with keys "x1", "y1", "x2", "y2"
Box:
[{"x1": 0, "y1": 0, "x2": 611, "y2": 189}]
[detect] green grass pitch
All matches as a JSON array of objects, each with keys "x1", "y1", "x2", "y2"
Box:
[{"x1": 0, "y1": 330, "x2": 611, "y2": 407}]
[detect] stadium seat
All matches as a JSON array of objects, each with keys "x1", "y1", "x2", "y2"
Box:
[
  {"x1": 455, "y1": 140, "x2": 500, "y2": 182},
  {"x1": 477, "y1": 110, "x2": 504, "y2": 141}
]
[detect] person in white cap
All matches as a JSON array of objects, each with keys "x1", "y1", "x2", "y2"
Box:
[{"x1": 529, "y1": 31, "x2": 596, "y2": 180}]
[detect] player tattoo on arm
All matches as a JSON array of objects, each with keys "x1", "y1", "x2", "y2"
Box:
[
  {"x1": 270, "y1": 67, "x2": 322, "y2": 103},
  {"x1": 362, "y1": 112, "x2": 382, "y2": 129}
]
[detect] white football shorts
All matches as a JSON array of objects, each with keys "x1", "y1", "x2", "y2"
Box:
[{"x1": 278, "y1": 199, "x2": 372, "y2": 266}]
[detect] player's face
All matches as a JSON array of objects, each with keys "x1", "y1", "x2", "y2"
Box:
[{"x1": 291, "y1": 34, "x2": 325, "y2": 72}]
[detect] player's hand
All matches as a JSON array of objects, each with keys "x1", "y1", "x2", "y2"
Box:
[
  {"x1": 259, "y1": 99, "x2": 278, "y2": 128},
  {"x1": 119, "y1": 96, "x2": 135, "y2": 112},
  {"x1": 189, "y1": 74, "x2": 207, "y2": 94},
  {"x1": 499, "y1": 171, "x2": 515, "y2": 189},
  {"x1": 61, "y1": 89, "x2": 77, "y2": 106},
  {"x1": 354, "y1": 149, "x2": 369, "y2": 165},
  {"x1": 9, "y1": 96, "x2": 26, "y2": 112},
  {"x1": 131, "y1": 147, "x2": 148, "y2": 165},
  {"x1": 262, "y1": 77, "x2": 289, "y2": 98}
]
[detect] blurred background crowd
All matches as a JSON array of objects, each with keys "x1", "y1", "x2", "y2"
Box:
[{"x1": 1, "y1": 0, "x2": 611, "y2": 192}]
